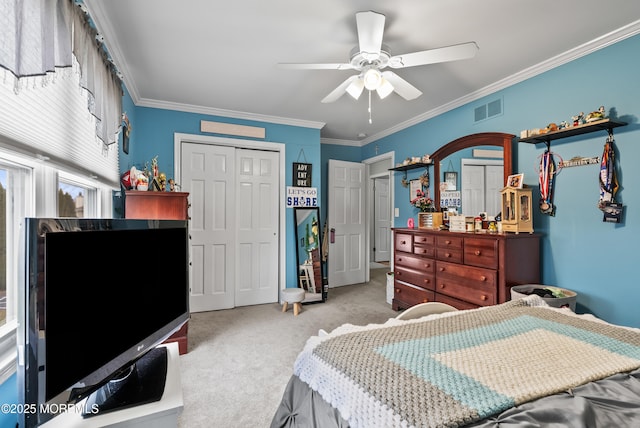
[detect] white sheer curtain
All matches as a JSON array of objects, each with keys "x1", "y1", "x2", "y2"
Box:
[{"x1": 0, "y1": 0, "x2": 122, "y2": 146}]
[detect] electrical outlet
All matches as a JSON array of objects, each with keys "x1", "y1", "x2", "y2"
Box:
[{"x1": 394, "y1": 208, "x2": 399, "y2": 217}]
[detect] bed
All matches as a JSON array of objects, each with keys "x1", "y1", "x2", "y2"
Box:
[{"x1": 271, "y1": 296, "x2": 640, "y2": 427}]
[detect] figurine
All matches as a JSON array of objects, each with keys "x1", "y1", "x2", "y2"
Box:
[
  {"x1": 169, "y1": 178, "x2": 176, "y2": 192},
  {"x1": 585, "y1": 106, "x2": 606, "y2": 122},
  {"x1": 158, "y1": 172, "x2": 167, "y2": 191},
  {"x1": 572, "y1": 112, "x2": 584, "y2": 126}
]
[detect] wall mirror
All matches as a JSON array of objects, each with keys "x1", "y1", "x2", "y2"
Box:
[
  {"x1": 431, "y1": 132, "x2": 514, "y2": 216},
  {"x1": 294, "y1": 207, "x2": 326, "y2": 303}
]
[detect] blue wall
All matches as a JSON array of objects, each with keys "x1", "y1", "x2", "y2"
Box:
[
  {"x1": 121, "y1": 97, "x2": 322, "y2": 291},
  {"x1": 324, "y1": 34, "x2": 640, "y2": 327}
]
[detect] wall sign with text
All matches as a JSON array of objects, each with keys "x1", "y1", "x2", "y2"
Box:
[
  {"x1": 287, "y1": 187, "x2": 318, "y2": 208},
  {"x1": 293, "y1": 163, "x2": 312, "y2": 187},
  {"x1": 440, "y1": 190, "x2": 462, "y2": 208}
]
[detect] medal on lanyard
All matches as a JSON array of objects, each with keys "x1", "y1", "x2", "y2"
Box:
[
  {"x1": 538, "y1": 150, "x2": 557, "y2": 215},
  {"x1": 598, "y1": 133, "x2": 623, "y2": 222},
  {"x1": 598, "y1": 134, "x2": 618, "y2": 208}
]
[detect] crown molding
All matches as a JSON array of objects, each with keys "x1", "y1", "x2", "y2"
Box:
[{"x1": 320, "y1": 137, "x2": 363, "y2": 146}]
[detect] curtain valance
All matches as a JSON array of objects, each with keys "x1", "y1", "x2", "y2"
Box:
[{"x1": 0, "y1": 0, "x2": 122, "y2": 146}]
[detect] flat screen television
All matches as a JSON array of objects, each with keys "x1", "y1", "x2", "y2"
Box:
[{"x1": 17, "y1": 218, "x2": 190, "y2": 427}]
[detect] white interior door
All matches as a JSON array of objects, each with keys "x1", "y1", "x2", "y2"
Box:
[
  {"x1": 373, "y1": 177, "x2": 390, "y2": 262},
  {"x1": 182, "y1": 142, "x2": 236, "y2": 311},
  {"x1": 181, "y1": 142, "x2": 280, "y2": 312},
  {"x1": 328, "y1": 159, "x2": 366, "y2": 287},
  {"x1": 235, "y1": 149, "x2": 279, "y2": 306}
]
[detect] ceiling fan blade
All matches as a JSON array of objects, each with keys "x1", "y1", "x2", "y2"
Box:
[
  {"x1": 381, "y1": 71, "x2": 422, "y2": 100},
  {"x1": 277, "y1": 62, "x2": 353, "y2": 70},
  {"x1": 321, "y1": 75, "x2": 361, "y2": 103},
  {"x1": 356, "y1": 11, "x2": 385, "y2": 60},
  {"x1": 388, "y1": 42, "x2": 479, "y2": 69}
]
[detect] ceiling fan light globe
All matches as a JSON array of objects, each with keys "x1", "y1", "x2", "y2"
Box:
[
  {"x1": 376, "y1": 78, "x2": 394, "y2": 99},
  {"x1": 346, "y1": 79, "x2": 365, "y2": 99},
  {"x1": 363, "y1": 68, "x2": 382, "y2": 90}
]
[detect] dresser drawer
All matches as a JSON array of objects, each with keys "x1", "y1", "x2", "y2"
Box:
[
  {"x1": 435, "y1": 278, "x2": 496, "y2": 306},
  {"x1": 435, "y1": 247, "x2": 463, "y2": 264},
  {"x1": 394, "y1": 281, "x2": 435, "y2": 306},
  {"x1": 394, "y1": 253, "x2": 435, "y2": 273},
  {"x1": 395, "y1": 233, "x2": 413, "y2": 253},
  {"x1": 435, "y1": 293, "x2": 479, "y2": 311},
  {"x1": 413, "y1": 244, "x2": 435, "y2": 258},
  {"x1": 414, "y1": 234, "x2": 435, "y2": 246},
  {"x1": 436, "y1": 261, "x2": 496, "y2": 287},
  {"x1": 395, "y1": 266, "x2": 435, "y2": 290},
  {"x1": 464, "y1": 238, "x2": 498, "y2": 269},
  {"x1": 436, "y1": 235, "x2": 463, "y2": 249},
  {"x1": 435, "y1": 261, "x2": 496, "y2": 306}
]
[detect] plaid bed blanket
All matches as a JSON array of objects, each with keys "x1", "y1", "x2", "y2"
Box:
[{"x1": 294, "y1": 297, "x2": 640, "y2": 428}]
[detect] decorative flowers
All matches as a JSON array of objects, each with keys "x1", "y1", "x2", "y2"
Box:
[{"x1": 410, "y1": 189, "x2": 433, "y2": 212}]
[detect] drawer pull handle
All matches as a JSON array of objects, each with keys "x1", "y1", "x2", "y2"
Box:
[
  {"x1": 439, "y1": 284, "x2": 446, "y2": 289},
  {"x1": 439, "y1": 267, "x2": 445, "y2": 272},
  {"x1": 424, "y1": 263, "x2": 431, "y2": 268},
  {"x1": 401, "y1": 240, "x2": 406, "y2": 245},
  {"x1": 396, "y1": 271, "x2": 402, "y2": 276},
  {"x1": 423, "y1": 298, "x2": 429, "y2": 303},
  {"x1": 395, "y1": 288, "x2": 400, "y2": 293},
  {"x1": 397, "y1": 257, "x2": 402, "y2": 262},
  {"x1": 424, "y1": 279, "x2": 430, "y2": 284},
  {"x1": 475, "y1": 250, "x2": 481, "y2": 256},
  {"x1": 445, "y1": 240, "x2": 451, "y2": 244},
  {"x1": 480, "y1": 295, "x2": 488, "y2": 301},
  {"x1": 480, "y1": 275, "x2": 487, "y2": 281},
  {"x1": 445, "y1": 253, "x2": 451, "y2": 258}
]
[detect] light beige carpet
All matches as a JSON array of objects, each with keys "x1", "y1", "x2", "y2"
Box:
[{"x1": 177, "y1": 267, "x2": 397, "y2": 427}]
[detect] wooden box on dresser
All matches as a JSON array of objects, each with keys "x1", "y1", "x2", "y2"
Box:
[
  {"x1": 125, "y1": 191, "x2": 190, "y2": 354},
  {"x1": 392, "y1": 228, "x2": 540, "y2": 311}
]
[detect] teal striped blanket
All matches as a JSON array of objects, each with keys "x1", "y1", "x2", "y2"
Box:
[{"x1": 294, "y1": 297, "x2": 640, "y2": 427}]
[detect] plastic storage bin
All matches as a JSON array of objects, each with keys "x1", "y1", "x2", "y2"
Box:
[{"x1": 511, "y1": 284, "x2": 577, "y2": 311}]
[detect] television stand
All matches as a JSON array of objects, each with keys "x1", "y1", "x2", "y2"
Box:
[
  {"x1": 41, "y1": 343, "x2": 183, "y2": 428},
  {"x1": 83, "y1": 346, "x2": 168, "y2": 417}
]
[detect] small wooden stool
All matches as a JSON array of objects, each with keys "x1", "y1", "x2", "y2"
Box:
[{"x1": 281, "y1": 288, "x2": 305, "y2": 316}]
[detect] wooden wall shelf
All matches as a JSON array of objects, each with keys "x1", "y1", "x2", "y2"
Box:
[
  {"x1": 389, "y1": 161, "x2": 432, "y2": 172},
  {"x1": 518, "y1": 118, "x2": 627, "y2": 146}
]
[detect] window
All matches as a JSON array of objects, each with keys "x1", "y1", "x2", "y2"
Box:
[
  {"x1": 0, "y1": 156, "x2": 32, "y2": 330},
  {"x1": 58, "y1": 173, "x2": 100, "y2": 218}
]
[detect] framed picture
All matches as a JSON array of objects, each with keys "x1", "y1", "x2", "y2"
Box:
[
  {"x1": 441, "y1": 207, "x2": 449, "y2": 221},
  {"x1": 409, "y1": 179, "x2": 422, "y2": 201},
  {"x1": 444, "y1": 171, "x2": 457, "y2": 190},
  {"x1": 507, "y1": 173, "x2": 524, "y2": 189}
]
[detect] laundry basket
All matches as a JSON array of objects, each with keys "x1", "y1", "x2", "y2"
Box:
[{"x1": 511, "y1": 284, "x2": 577, "y2": 311}]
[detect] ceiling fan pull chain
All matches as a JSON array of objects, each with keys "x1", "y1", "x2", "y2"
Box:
[{"x1": 368, "y1": 90, "x2": 373, "y2": 124}]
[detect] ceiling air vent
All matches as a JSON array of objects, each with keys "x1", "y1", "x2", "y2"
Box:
[{"x1": 474, "y1": 98, "x2": 503, "y2": 123}]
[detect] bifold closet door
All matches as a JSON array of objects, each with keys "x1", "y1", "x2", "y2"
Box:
[{"x1": 182, "y1": 143, "x2": 279, "y2": 312}]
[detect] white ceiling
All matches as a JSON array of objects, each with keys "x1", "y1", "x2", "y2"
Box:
[{"x1": 84, "y1": 0, "x2": 640, "y2": 145}]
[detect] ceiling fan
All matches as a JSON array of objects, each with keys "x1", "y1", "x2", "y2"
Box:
[{"x1": 278, "y1": 10, "x2": 479, "y2": 104}]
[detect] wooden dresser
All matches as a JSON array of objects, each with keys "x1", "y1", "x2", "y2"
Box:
[
  {"x1": 125, "y1": 191, "x2": 190, "y2": 354},
  {"x1": 392, "y1": 228, "x2": 540, "y2": 311}
]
